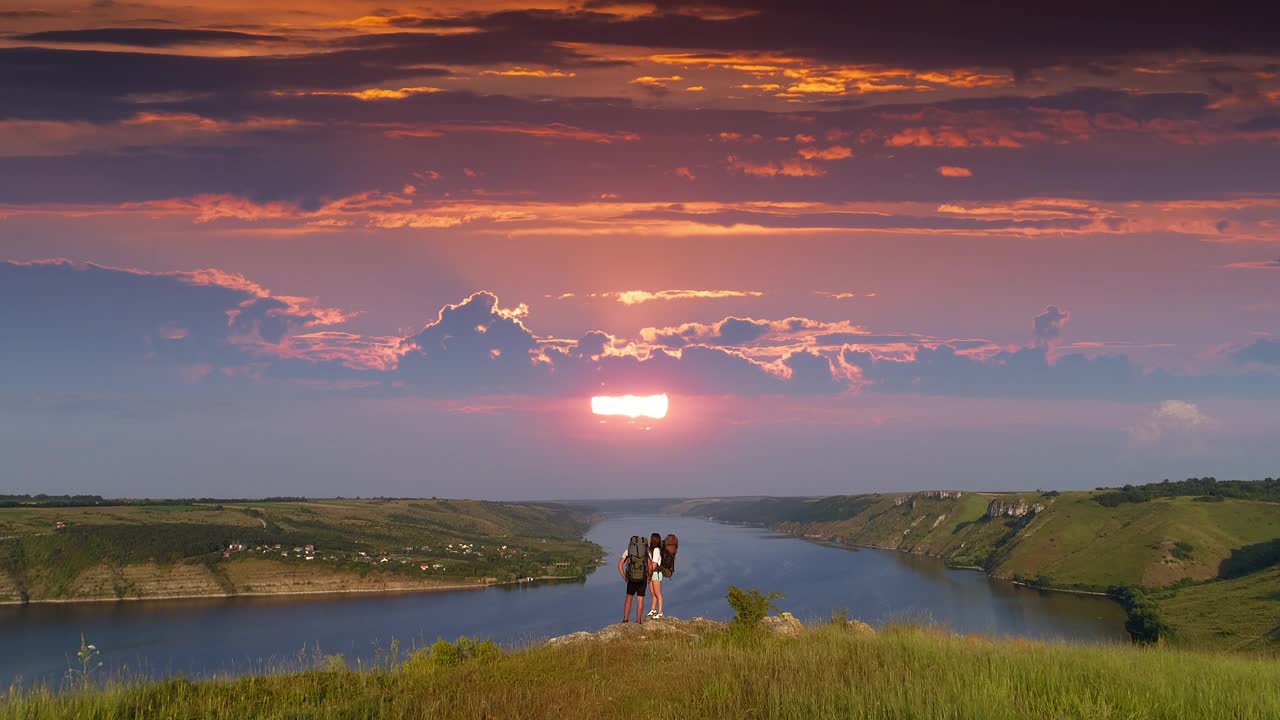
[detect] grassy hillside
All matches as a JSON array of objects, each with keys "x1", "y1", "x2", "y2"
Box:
[
  {"x1": 0, "y1": 499, "x2": 601, "y2": 603},
  {"x1": 6, "y1": 622, "x2": 1277, "y2": 719},
  {"x1": 678, "y1": 493, "x2": 1280, "y2": 588},
  {"x1": 1158, "y1": 565, "x2": 1280, "y2": 652},
  {"x1": 675, "y1": 483, "x2": 1280, "y2": 651}
]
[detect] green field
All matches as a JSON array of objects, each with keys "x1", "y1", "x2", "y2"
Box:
[
  {"x1": 1158, "y1": 565, "x2": 1280, "y2": 652},
  {"x1": 6, "y1": 621, "x2": 1277, "y2": 720},
  {"x1": 0, "y1": 499, "x2": 602, "y2": 603},
  {"x1": 673, "y1": 482, "x2": 1280, "y2": 652}
]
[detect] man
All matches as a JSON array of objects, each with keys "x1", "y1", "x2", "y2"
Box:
[{"x1": 617, "y1": 535, "x2": 655, "y2": 623}]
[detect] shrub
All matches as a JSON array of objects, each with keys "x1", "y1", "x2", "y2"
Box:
[
  {"x1": 1110, "y1": 586, "x2": 1169, "y2": 644},
  {"x1": 1172, "y1": 542, "x2": 1195, "y2": 561},
  {"x1": 405, "y1": 636, "x2": 502, "y2": 672},
  {"x1": 726, "y1": 585, "x2": 783, "y2": 628}
]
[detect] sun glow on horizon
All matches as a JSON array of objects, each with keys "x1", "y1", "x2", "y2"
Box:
[{"x1": 590, "y1": 394, "x2": 669, "y2": 420}]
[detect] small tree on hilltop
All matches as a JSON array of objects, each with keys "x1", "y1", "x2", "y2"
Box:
[{"x1": 726, "y1": 585, "x2": 783, "y2": 629}]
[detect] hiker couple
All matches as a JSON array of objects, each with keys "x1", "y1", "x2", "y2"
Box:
[{"x1": 617, "y1": 532, "x2": 678, "y2": 623}]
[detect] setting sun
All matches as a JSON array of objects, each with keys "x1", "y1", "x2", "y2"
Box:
[{"x1": 590, "y1": 394, "x2": 669, "y2": 419}]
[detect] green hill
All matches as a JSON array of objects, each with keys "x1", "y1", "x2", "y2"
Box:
[
  {"x1": 673, "y1": 481, "x2": 1280, "y2": 651},
  {"x1": 7, "y1": 620, "x2": 1277, "y2": 720},
  {"x1": 1158, "y1": 564, "x2": 1280, "y2": 652},
  {"x1": 0, "y1": 499, "x2": 601, "y2": 603}
]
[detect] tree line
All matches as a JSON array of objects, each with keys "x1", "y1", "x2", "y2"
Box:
[{"x1": 1092, "y1": 477, "x2": 1280, "y2": 507}]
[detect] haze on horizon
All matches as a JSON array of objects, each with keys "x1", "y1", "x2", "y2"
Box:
[{"x1": 2, "y1": 1, "x2": 1279, "y2": 500}]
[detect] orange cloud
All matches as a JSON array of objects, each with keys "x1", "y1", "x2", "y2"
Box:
[
  {"x1": 937, "y1": 165, "x2": 973, "y2": 177},
  {"x1": 727, "y1": 155, "x2": 825, "y2": 178},
  {"x1": 797, "y1": 145, "x2": 853, "y2": 160},
  {"x1": 673, "y1": 58, "x2": 1014, "y2": 99},
  {"x1": 273, "y1": 86, "x2": 442, "y2": 101},
  {"x1": 936, "y1": 198, "x2": 1100, "y2": 219},
  {"x1": 480, "y1": 68, "x2": 576, "y2": 78},
  {"x1": 1224, "y1": 259, "x2": 1280, "y2": 269},
  {"x1": 913, "y1": 71, "x2": 1012, "y2": 88},
  {"x1": 617, "y1": 289, "x2": 765, "y2": 305},
  {"x1": 17, "y1": 193, "x2": 1280, "y2": 245},
  {"x1": 886, "y1": 127, "x2": 1026, "y2": 148},
  {"x1": 629, "y1": 75, "x2": 683, "y2": 87},
  {"x1": 0, "y1": 113, "x2": 307, "y2": 157},
  {"x1": 851, "y1": 82, "x2": 932, "y2": 93},
  {"x1": 380, "y1": 122, "x2": 639, "y2": 144},
  {"x1": 549, "y1": 289, "x2": 764, "y2": 305}
]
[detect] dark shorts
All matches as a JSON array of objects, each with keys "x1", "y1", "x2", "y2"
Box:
[{"x1": 625, "y1": 580, "x2": 647, "y2": 596}]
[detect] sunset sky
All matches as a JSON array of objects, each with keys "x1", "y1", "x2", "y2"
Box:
[{"x1": 2, "y1": 1, "x2": 1279, "y2": 499}]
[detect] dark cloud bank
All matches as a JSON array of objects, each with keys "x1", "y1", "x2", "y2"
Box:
[{"x1": 3, "y1": 259, "x2": 1277, "y2": 401}]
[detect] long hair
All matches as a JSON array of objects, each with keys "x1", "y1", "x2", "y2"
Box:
[{"x1": 649, "y1": 533, "x2": 662, "y2": 552}]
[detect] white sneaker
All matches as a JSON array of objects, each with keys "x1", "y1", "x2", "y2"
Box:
[
  {"x1": 654, "y1": 613, "x2": 664, "y2": 619},
  {"x1": 646, "y1": 609, "x2": 657, "y2": 617}
]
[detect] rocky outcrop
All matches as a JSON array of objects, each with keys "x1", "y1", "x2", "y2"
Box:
[
  {"x1": 759, "y1": 612, "x2": 805, "y2": 637},
  {"x1": 544, "y1": 613, "x2": 872, "y2": 646},
  {"x1": 986, "y1": 500, "x2": 1046, "y2": 519},
  {"x1": 545, "y1": 616, "x2": 728, "y2": 646},
  {"x1": 844, "y1": 619, "x2": 875, "y2": 634},
  {"x1": 896, "y1": 490, "x2": 964, "y2": 508}
]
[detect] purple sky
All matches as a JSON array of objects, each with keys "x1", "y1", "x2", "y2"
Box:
[{"x1": 1, "y1": 1, "x2": 1278, "y2": 498}]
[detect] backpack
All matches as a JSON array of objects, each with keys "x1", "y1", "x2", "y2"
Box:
[
  {"x1": 659, "y1": 534, "x2": 678, "y2": 578},
  {"x1": 625, "y1": 535, "x2": 648, "y2": 582}
]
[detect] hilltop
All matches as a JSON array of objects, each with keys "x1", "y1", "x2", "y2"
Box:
[
  {"x1": 667, "y1": 478, "x2": 1280, "y2": 652},
  {"x1": 6, "y1": 613, "x2": 1277, "y2": 719},
  {"x1": 0, "y1": 498, "x2": 601, "y2": 604}
]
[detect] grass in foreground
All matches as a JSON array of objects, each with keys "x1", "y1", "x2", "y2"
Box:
[{"x1": 5, "y1": 623, "x2": 1279, "y2": 720}]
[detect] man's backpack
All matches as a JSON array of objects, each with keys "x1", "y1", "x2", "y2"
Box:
[
  {"x1": 659, "y1": 534, "x2": 678, "y2": 578},
  {"x1": 625, "y1": 535, "x2": 648, "y2": 582}
]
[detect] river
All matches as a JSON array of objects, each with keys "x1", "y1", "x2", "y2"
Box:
[{"x1": 0, "y1": 514, "x2": 1128, "y2": 687}]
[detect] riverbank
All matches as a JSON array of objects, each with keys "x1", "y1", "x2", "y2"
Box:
[
  {"x1": 0, "y1": 579, "x2": 495, "y2": 607},
  {"x1": 669, "y1": 491, "x2": 1280, "y2": 651},
  {"x1": 0, "y1": 498, "x2": 602, "y2": 606},
  {"x1": 727, "y1": 518, "x2": 1122, "y2": 601},
  {"x1": 0, "y1": 573, "x2": 594, "y2": 607},
  {"x1": 7, "y1": 617, "x2": 1277, "y2": 720}
]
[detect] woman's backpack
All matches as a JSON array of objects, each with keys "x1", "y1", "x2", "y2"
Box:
[
  {"x1": 659, "y1": 534, "x2": 678, "y2": 578},
  {"x1": 625, "y1": 535, "x2": 649, "y2": 582}
]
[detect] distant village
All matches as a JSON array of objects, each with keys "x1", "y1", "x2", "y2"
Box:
[{"x1": 217, "y1": 538, "x2": 575, "y2": 579}]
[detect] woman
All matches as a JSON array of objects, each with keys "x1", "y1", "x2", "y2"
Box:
[{"x1": 645, "y1": 533, "x2": 665, "y2": 619}]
